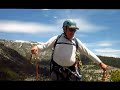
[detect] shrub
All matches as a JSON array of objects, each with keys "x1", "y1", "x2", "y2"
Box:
[
  {"x1": 0, "y1": 66, "x2": 19, "y2": 80},
  {"x1": 110, "y1": 70, "x2": 120, "y2": 82}
]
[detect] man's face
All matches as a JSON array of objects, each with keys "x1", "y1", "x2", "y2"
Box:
[{"x1": 65, "y1": 27, "x2": 76, "y2": 40}]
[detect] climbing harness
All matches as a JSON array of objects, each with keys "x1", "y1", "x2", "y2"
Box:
[{"x1": 50, "y1": 60, "x2": 82, "y2": 81}]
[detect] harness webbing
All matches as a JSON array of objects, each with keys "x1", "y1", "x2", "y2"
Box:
[
  {"x1": 53, "y1": 34, "x2": 78, "y2": 50},
  {"x1": 56, "y1": 42, "x2": 76, "y2": 46}
]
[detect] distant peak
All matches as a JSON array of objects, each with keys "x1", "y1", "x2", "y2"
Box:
[{"x1": 14, "y1": 40, "x2": 30, "y2": 43}]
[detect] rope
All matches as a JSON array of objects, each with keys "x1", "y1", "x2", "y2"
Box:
[
  {"x1": 30, "y1": 53, "x2": 39, "y2": 81},
  {"x1": 101, "y1": 70, "x2": 109, "y2": 81}
]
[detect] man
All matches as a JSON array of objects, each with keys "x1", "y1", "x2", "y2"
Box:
[{"x1": 31, "y1": 19, "x2": 108, "y2": 81}]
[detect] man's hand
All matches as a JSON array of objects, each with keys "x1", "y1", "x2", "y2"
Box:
[
  {"x1": 31, "y1": 46, "x2": 39, "y2": 54},
  {"x1": 99, "y1": 62, "x2": 109, "y2": 81},
  {"x1": 99, "y1": 62, "x2": 108, "y2": 71}
]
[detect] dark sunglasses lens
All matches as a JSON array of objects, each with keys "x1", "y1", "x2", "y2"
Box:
[{"x1": 69, "y1": 29, "x2": 76, "y2": 32}]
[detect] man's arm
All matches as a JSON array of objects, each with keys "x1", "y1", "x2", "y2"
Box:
[
  {"x1": 31, "y1": 35, "x2": 58, "y2": 54},
  {"x1": 76, "y1": 38, "x2": 108, "y2": 71}
]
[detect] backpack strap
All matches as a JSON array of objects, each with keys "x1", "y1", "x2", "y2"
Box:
[
  {"x1": 50, "y1": 34, "x2": 62, "y2": 74},
  {"x1": 56, "y1": 42, "x2": 76, "y2": 46},
  {"x1": 53, "y1": 34, "x2": 62, "y2": 49},
  {"x1": 74, "y1": 38, "x2": 78, "y2": 51}
]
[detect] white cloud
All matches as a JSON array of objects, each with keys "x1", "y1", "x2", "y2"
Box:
[
  {"x1": 97, "y1": 41, "x2": 112, "y2": 47},
  {"x1": 41, "y1": 9, "x2": 50, "y2": 11},
  {"x1": 0, "y1": 16, "x2": 108, "y2": 34},
  {"x1": 97, "y1": 40, "x2": 120, "y2": 47},
  {"x1": 94, "y1": 48, "x2": 120, "y2": 58},
  {"x1": 56, "y1": 18, "x2": 108, "y2": 33},
  {"x1": 0, "y1": 20, "x2": 57, "y2": 33},
  {"x1": 53, "y1": 16, "x2": 57, "y2": 19},
  {"x1": 95, "y1": 48, "x2": 120, "y2": 53},
  {"x1": 84, "y1": 42, "x2": 120, "y2": 57},
  {"x1": 74, "y1": 19, "x2": 108, "y2": 33},
  {"x1": 84, "y1": 41, "x2": 115, "y2": 48},
  {"x1": 84, "y1": 42, "x2": 97, "y2": 48},
  {"x1": 83, "y1": 40, "x2": 120, "y2": 57}
]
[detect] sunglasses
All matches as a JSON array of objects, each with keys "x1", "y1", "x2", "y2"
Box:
[{"x1": 68, "y1": 29, "x2": 76, "y2": 32}]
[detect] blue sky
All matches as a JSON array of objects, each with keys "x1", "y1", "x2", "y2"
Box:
[{"x1": 0, "y1": 9, "x2": 120, "y2": 58}]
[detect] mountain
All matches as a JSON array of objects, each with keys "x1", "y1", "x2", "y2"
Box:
[
  {"x1": 0, "y1": 39, "x2": 120, "y2": 81},
  {"x1": 0, "y1": 39, "x2": 51, "y2": 80}
]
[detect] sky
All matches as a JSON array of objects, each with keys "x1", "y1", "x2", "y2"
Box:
[{"x1": 0, "y1": 9, "x2": 120, "y2": 58}]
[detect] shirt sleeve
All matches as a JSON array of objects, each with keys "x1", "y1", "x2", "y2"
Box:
[
  {"x1": 76, "y1": 38, "x2": 102, "y2": 64},
  {"x1": 37, "y1": 35, "x2": 58, "y2": 52}
]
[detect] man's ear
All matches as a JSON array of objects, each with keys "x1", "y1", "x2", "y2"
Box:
[
  {"x1": 63, "y1": 26, "x2": 67, "y2": 33},
  {"x1": 64, "y1": 29, "x2": 67, "y2": 34}
]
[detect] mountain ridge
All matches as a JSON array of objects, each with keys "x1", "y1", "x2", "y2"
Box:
[{"x1": 0, "y1": 39, "x2": 120, "y2": 81}]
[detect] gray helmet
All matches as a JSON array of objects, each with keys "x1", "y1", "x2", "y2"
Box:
[{"x1": 63, "y1": 19, "x2": 79, "y2": 30}]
